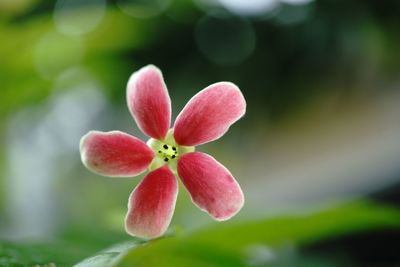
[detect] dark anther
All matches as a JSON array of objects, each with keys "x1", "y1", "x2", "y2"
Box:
[
  {"x1": 172, "y1": 147, "x2": 176, "y2": 151},
  {"x1": 164, "y1": 158, "x2": 169, "y2": 162},
  {"x1": 163, "y1": 144, "x2": 168, "y2": 149},
  {"x1": 172, "y1": 155, "x2": 176, "y2": 159},
  {"x1": 158, "y1": 150, "x2": 161, "y2": 153}
]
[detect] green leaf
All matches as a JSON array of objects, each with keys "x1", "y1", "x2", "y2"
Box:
[
  {"x1": 114, "y1": 201, "x2": 400, "y2": 267},
  {"x1": 0, "y1": 240, "x2": 80, "y2": 267},
  {"x1": 74, "y1": 240, "x2": 142, "y2": 267},
  {"x1": 0, "y1": 228, "x2": 130, "y2": 267},
  {"x1": 4, "y1": 201, "x2": 398, "y2": 267}
]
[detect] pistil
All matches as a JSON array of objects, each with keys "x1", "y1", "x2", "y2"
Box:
[{"x1": 147, "y1": 129, "x2": 194, "y2": 173}]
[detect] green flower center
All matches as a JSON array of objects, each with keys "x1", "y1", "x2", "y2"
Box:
[
  {"x1": 147, "y1": 129, "x2": 194, "y2": 174},
  {"x1": 158, "y1": 144, "x2": 178, "y2": 162}
]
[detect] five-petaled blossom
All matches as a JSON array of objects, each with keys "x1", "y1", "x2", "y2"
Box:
[{"x1": 80, "y1": 65, "x2": 246, "y2": 238}]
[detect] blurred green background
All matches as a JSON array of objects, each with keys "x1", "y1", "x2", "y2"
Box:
[{"x1": 0, "y1": 0, "x2": 400, "y2": 266}]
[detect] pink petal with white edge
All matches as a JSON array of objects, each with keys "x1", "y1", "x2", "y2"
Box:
[
  {"x1": 173, "y1": 82, "x2": 246, "y2": 146},
  {"x1": 125, "y1": 166, "x2": 178, "y2": 238},
  {"x1": 80, "y1": 131, "x2": 154, "y2": 177},
  {"x1": 127, "y1": 65, "x2": 171, "y2": 140},
  {"x1": 177, "y1": 152, "x2": 244, "y2": 221}
]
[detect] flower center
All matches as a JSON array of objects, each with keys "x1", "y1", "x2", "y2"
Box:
[
  {"x1": 147, "y1": 129, "x2": 194, "y2": 174},
  {"x1": 157, "y1": 144, "x2": 178, "y2": 162}
]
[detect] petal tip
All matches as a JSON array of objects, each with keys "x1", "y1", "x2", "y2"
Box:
[
  {"x1": 79, "y1": 130, "x2": 100, "y2": 170},
  {"x1": 213, "y1": 192, "x2": 245, "y2": 221},
  {"x1": 127, "y1": 64, "x2": 162, "y2": 86},
  {"x1": 217, "y1": 81, "x2": 247, "y2": 116},
  {"x1": 124, "y1": 218, "x2": 165, "y2": 239}
]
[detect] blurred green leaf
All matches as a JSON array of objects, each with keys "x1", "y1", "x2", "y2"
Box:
[
  {"x1": 1, "y1": 201, "x2": 398, "y2": 267},
  {"x1": 0, "y1": 228, "x2": 131, "y2": 267},
  {"x1": 0, "y1": 240, "x2": 85, "y2": 267},
  {"x1": 75, "y1": 240, "x2": 142, "y2": 267},
  {"x1": 114, "y1": 201, "x2": 400, "y2": 267}
]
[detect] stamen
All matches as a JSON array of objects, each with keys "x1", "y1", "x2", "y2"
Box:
[{"x1": 146, "y1": 130, "x2": 195, "y2": 173}]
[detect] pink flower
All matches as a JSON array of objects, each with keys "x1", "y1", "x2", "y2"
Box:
[{"x1": 80, "y1": 65, "x2": 246, "y2": 238}]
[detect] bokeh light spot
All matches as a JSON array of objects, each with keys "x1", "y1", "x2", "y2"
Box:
[
  {"x1": 280, "y1": 0, "x2": 314, "y2": 6},
  {"x1": 117, "y1": 0, "x2": 171, "y2": 18},
  {"x1": 245, "y1": 244, "x2": 277, "y2": 266},
  {"x1": 274, "y1": 3, "x2": 311, "y2": 25},
  {"x1": 218, "y1": 0, "x2": 278, "y2": 16},
  {"x1": 54, "y1": 0, "x2": 106, "y2": 36},
  {"x1": 195, "y1": 12, "x2": 256, "y2": 65},
  {"x1": 34, "y1": 31, "x2": 84, "y2": 80}
]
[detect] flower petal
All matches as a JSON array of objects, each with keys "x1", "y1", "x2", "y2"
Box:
[
  {"x1": 173, "y1": 82, "x2": 246, "y2": 146},
  {"x1": 125, "y1": 166, "x2": 178, "y2": 238},
  {"x1": 80, "y1": 131, "x2": 154, "y2": 177},
  {"x1": 127, "y1": 65, "x2": 171, "y2": 140},
  {"x1": 177, "y1": 152, "x2": 244, "y2": 221}
]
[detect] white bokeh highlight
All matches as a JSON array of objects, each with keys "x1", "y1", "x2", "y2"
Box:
[{"x1": 54, "y1": 0, "x2": 106, "y2": 36}]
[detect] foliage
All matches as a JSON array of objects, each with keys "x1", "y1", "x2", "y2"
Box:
[{"x1": 2, "y1": 201, "x2": 397, "y2": 267}]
